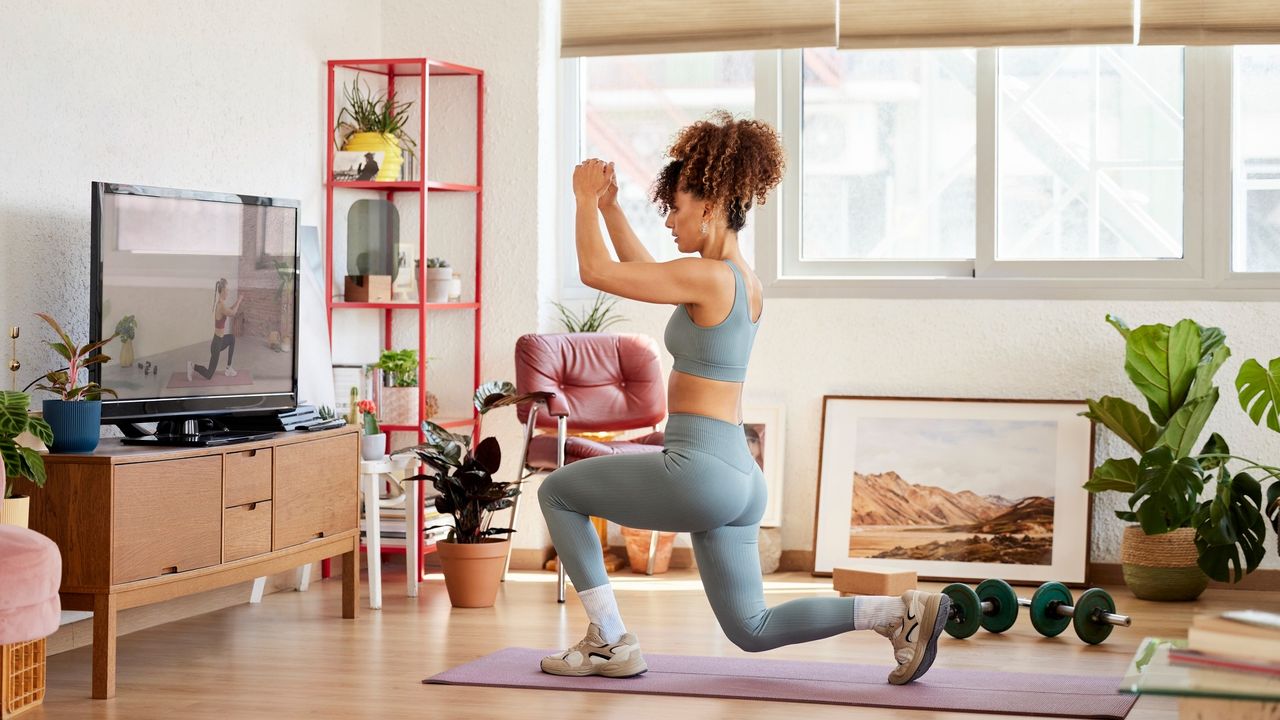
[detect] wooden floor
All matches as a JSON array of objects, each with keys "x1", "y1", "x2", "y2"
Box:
[{"x1": 31, "y1": 563, "x2": 1270, "y2": 719}]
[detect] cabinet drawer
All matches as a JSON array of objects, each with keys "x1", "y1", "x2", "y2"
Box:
[
  {"x1": 224, "y1": 447, "x2": 272, "y2": 507},
  {"x1": 223, "y1": 501, "x2": 272, "y2": 562},
  {"x1": 113, "y1": 456, "x2": 222, "y2": 584},
  {"x1": 273, "y1": 434, "x2": 358, "y2": 550}
]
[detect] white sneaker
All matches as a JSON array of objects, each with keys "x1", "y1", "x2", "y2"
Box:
[
  {"x1": 540, "y1": 623, "x2": 647, "y2": 678},
  {"x1": 186, "y1": 361, "x2": 194, "y2": 382},
  {"x1": 224, "y1": 366, "x2": 238, "y2": 377},
  {"x1": 874, "y1": 590, "x2": 950, "y2": 685}
]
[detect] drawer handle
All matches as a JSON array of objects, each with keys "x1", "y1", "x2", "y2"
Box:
[
  {"x1": 247, "y1": 502, "x2": 258, "y2": 511},
  {"x1": 162, "y1": 566, "x2": 178, "y2": 575},
  {"x1": 247, "y1": 449, "x2": 258, "y2": 458}
]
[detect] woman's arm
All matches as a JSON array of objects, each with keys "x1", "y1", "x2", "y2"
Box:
[{"x1": 598, "y1": 167, "x2": 655, "y2": 263}]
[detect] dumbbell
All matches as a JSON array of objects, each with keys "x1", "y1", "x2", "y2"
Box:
[{"x1": 942, "y1": 580, "x2": 1132, "y2": 645}]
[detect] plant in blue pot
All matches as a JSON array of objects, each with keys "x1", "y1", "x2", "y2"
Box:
[{"x1": 34, "y1": 313, "x2": 116, "y2": 453}]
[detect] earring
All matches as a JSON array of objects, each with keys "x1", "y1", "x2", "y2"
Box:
[{"x1": 700, "y1": 221, "x2": 709, "y2": 236}]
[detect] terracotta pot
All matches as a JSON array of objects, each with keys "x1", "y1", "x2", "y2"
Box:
[
  {"x1": 380, "y1": 386, "x2": 418, "y2": 426},
  {"x1": 436, "y1": 538, "x2": 510, "y2": 607},
  {"x1": 1121, "y1": 526, "x2": 1208, "y2": 601},
  {"x1": 1, "y1": 495, "x2": 30, "y2": 528},
  {"x1": 621, "y1": 526, "x2": 676, "y2": 574}
]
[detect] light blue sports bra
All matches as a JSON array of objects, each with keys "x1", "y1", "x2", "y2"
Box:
[{"x1": 664, "y1": 259, "x2": 762, "y2": 382}]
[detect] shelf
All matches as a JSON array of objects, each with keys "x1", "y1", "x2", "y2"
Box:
[
  {"x1": 331, "y1": 301, "x2": 479, "y2": 310},
  {"x1": 329, "y1": 57, "x2": 483, "y2": 77},
  {"x1": 379, "y1": 417, "x2": 473, "y2": 432},
  {"x1": 328, "y1": 180, "x2": 480, "y2": 193}
]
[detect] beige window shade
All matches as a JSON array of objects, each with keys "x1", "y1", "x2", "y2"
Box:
[
  {"x1": 560, "y1": 0, "x2": 838, "y2": 57},
  {"x1": 1140, "y1": 0, "x2": 1280, "y2": 45},
  {"x1": 838, "y1": 1, "x2": 1134, "y2": 49}
]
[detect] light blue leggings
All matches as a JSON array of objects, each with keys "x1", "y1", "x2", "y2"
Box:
[{"x1": 537, "y1": 412, "x2": 858, "y2": 652}]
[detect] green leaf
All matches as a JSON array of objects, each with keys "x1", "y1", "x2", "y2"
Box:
[
  {"x1": 1085, "y1": 458, "x2": 1141, "y2": 494},
  {"x1": 1157, "y1": 388, "x2": 1218, "y2": 458},
  {"x1": 1125, "y1": 321, "x2": 1200, "y2": 426},
  {"x1": 1198, "y1": 432, "x2": 1229, "y2": 471},
  {"x1": 1081, "y1": 396, "x2": 1159, "y2": 454},
  {"x1": 1188, "y1": 344, "x2": 1231, "y2": 403},
  {"x1": 1132, "y1": 446, "x2": 1205, "y2": 534},
  {"x1": 17, "y1": 445, "x2": 46, "y2": 488},
  {"x1": 1194, "y1": 470, "x2": 1266, "y2": 583},
  {"x1": 1236, "y1": 357, "x2": 1280, "y2": 433},
  {"x1": 1115, "y1": 510, "x2": 1139, "y2": 522},
  {"x1": 0, "y1": 392, "x2": 31, "y2": 437},
  {"x1": 1105, "y1": 314, "x2": 1131, "y2": 339}
]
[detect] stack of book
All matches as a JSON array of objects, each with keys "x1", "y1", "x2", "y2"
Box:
[
  {"x1": 1173, "y1": 609, "x2": 1280, "y2": 677},
  {"x1": 360, "y1": 488, "x2": 454, "y2": 548}
]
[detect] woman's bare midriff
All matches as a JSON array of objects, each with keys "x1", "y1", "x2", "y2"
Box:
[{"x1": 667, "y1": 370, "x2": 746, "y2": 425}]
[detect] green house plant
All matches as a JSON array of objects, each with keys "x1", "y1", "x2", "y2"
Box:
[
  {"x1": 0, "y1": 391, "x2": 53, "y2": 528},
  {"x1": 373, "y1": 349, "x2": 436, "y2": 426},
  {"x1": 551, "y1": 292, "x2": 625, "y2": 332},
  {"x1": 35, "y1": 313, "x2": 116, "y2": 453},
  {"x1": 113, "y1": 314, "x2": 137, "y2": 366},
  {"x1": 1234, "y1": 356, "x2": 1280, "y2": 556},
  {"x1": 335, "y1": 75, "x2": 417, "y2": 182},
  {"x1": 1083, "y1": 315, "x2": 1272, "y2": 599},
  {"x1": 399, "y1": 380, "x2": 552, "y2": 607}
]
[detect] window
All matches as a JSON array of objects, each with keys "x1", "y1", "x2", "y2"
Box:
[{"x1": 1233, "y1": 46, "x2": 1280, "y2": 273}]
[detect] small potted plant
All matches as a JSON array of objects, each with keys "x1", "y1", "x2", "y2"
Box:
[
  {"x1": 335, "y1": 75, "x2": 417, "y2": 182},
  {"x1": 357, "y1": 399, "x2": 385, "y2": 461},
  {"x1": 373, "y1": 349, "x2": 439, "y2": 426},
  {"x1": 35, "y1": 313, "x2": 116, "y2": 453},
  {"x1": 424, "y1": 257, "x2": 452, "y2": 303},
  {"x1": 0, "y1": 391, "x2": 53, "y2": 527},
  {"x1": 113, "y1": 314, "x2": 137, "y2": 366}
]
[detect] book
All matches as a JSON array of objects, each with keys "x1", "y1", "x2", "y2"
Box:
[
  {"x1": 1187, "y1": 625, "x2": 1280, "y2": 664},
  {"x1": 1169, "y1": 648, "x2": 1280, "y2": 678}
]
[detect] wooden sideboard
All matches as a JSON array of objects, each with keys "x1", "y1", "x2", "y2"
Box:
[{"x1": 17, "y1": 426, "x2": 361, "y2": 699}]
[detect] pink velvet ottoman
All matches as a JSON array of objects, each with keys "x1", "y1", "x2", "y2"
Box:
[{"x1": 0, "y1": 526, "x2": 60, "y2": 643}]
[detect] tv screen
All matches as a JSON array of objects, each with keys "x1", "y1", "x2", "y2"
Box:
[{"x1": 90, "y1": 182, "x2": 299, "y2": 422}]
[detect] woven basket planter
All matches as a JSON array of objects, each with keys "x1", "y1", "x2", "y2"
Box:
[{"x1": 1121, "y1": 526, "x2": 1208, "y2": 601}]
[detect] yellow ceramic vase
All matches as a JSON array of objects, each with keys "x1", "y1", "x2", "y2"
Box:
[{"x1": 342, "y1": 132, "x2": 403, "y2": 182}]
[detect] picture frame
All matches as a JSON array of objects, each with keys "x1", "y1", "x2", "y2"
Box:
[
  {"x1": 332, "y1": 364, "x2": 370, "y2": 417},
  {"x1": 332, "y1": 150, "x2": 385, "y2": 182},
  {"x1": 742, "y1": 401, "x2": 786, "y2": 528},
  {"x1": 813, "y1": 396, "x2": 1094, "y2": 584}
]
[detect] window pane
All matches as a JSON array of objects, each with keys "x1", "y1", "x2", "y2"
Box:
[
  {"x1": 1234, "y1": 46, "x2": 1280, "y2": 273},
  {"x1": 580, "y1": 52, "x2": 756, "y2": 265},
  {"x1": 997, "y1": 46, "x2": 1184, "y2": 260},
  {"x1": 802, "y1": 48, "x2": 977, "y2": 260}
]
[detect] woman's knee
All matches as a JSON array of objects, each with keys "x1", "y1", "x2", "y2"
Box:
[{"x1": 721, "y1": 622, "x2": 772, "y2": 653}]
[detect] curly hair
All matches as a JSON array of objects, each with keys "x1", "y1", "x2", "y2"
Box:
[{"x1": 650, "y1": 110, "x2": 785, "y2": 233}]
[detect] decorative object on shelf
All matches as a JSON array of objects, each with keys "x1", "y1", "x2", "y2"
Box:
[
  {"x1": 620, "y1": 526, "x2": 676, "y2": 574},
  {"x1": 113, "y1": 315, "x2": 137, "y2": 367},
  {"x1": 551, "y1": 292, "x2": 625, "y2": 332},
  {"x1": 34, "y1": 313, "x2": 115, "y2": 454},
  {"x1": 447, "y1": 271, "x2": 462, "y2": 302},
  {"x1": 374, "y1": 349, "x2": 425, "y2": 426},
  {"x1": 346, "y1": 198, "x2": 399, "y2": 304},
  {"x1": 358, "y1": 399, "x2": 385, "y2": 461},
  {"x1": 343, "y1": 274, "x2": 392, "y2": 303},
  {"x1": 8, "y1": 326, "x2": 20, "y2": 391},
  {"x1": 334, "y1": 75, "x2": 417, "y2": 182},
  {"x1": 743, "y1": 400, "x2": 786, "y2": 528},
  {"x1": 0, "y1": 391, "x2": 52, "y2": 528},
  {"x1": 318, "y1": 405, "x2": 336, "y2": 421},
  {"x1": 332, "y1": 364, "x2": 369, "y2": 424},
  {"x1": 331, "y1": 149, "x2": 384, "y2": 182},
  {"x1": 813, "y1": 395, "x2": 1093, "y2": 583},
  {"x1": 424, "y1": 257, "x2": 452, "y2": 303},
  {"x1": 1083, "y1": 315, "x2": 1274, "y2": 599}
]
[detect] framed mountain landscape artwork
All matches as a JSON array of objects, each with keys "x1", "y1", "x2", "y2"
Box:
[{"x1": 813, "y1": 396, "x2": 1093, "y2": 584}]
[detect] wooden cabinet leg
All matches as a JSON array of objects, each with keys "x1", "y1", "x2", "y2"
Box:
[
  {"x1": 92, "y1": 593, "x2": 118, "y2": 699},
  {"x1": 342, "y1": 541, "x2": 358, "y2": 619}
]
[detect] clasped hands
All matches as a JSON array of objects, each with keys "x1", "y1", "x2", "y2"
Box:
[{"x1": 573, "y1": 157, "x2": 619, "y2": 209}]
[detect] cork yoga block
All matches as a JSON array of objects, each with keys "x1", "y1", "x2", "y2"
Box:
[{"x1": 834, "y1": 567, "x2": 917, "y2": 597}]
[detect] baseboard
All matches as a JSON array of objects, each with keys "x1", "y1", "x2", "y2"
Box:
[
  {"x1": 1088, "y1": 562, "x2": 1280, "y2": 591},
  {"x1": 47, "y1": 563, "x2": 330, "y2": 657}
]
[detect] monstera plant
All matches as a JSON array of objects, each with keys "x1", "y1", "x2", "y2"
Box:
[
  {"x1": 1082, "y1": 315, "x2": 1272, "y2": 598},
  {"x1": 1235, "y1": 355, "x2": 1280, "y2": 557}
]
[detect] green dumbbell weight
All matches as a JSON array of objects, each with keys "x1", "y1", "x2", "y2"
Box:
[
  {"x1": 941, "y1": 583, "x2": 982, "y2": 639},
  {"x1": 975, "y1": 578, "x2": 1019, "y2": 633},
  {"x1": 1015, "y1": 586, "x2": 1131, "y2": 644}
]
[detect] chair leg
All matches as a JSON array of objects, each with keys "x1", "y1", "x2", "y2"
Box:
[
  {"x1": 502, "y1": 404, "x2": 541, "y2": 582},
  {"x1": 556, "y1": 414, "x2": 567, "y2": 604},
  {"x1": 646, "y1": 530, "x2": 659, "y2": 575}
]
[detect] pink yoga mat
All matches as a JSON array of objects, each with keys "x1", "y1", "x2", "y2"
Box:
[
  {"x1": 166, "y1": 370, "x2": 255, "y2": 389},
  {"x1": 425, "y1": 647, "x2": 1137, "y2": 719}
]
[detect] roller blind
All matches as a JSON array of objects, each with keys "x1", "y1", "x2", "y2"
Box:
[
  {"x1": 838, "y1": 0, "x2": 1134, "y2": 49},
  {"x1": 1140, "y1": 0, "x2": 1280, "y2": 45},
  {"x1": 560, "y1": 0, "x2": 838, "y2": 57}
]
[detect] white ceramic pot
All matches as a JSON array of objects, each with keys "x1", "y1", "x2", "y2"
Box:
[
  {"x1": 426, "y1": 267, "x2": 452, "y2": 303},
  {"x1": 361, "y1": 433, "x2": 387, "y2": 461}
]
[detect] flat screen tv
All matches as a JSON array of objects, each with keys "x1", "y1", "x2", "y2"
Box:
[{"x1": 89, "y1": 182, "x2": 300, "y2": 442}]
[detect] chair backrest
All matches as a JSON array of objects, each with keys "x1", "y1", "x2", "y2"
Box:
[{"x1": 514, "y1": 332, "x2": 666, "y2": 431}]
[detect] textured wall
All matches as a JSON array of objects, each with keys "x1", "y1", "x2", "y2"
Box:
[{"x1": 0, "y1": 0, "x2": 379, "y2": 392}]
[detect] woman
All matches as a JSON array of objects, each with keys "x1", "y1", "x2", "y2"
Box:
[
  {"x1": 187, "y1": 278, "x2": 243, "y2": 382},
  {"x1": 538, "y1": 112, "x2": 949, "y2": 685}
]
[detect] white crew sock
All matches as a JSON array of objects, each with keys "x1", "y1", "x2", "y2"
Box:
[
  {"x1": 577, "y1": 584, "x2": 627, "y2": 643},
  {"x1": 853, "y1": 596, "x2": 905, "y2": 631}
]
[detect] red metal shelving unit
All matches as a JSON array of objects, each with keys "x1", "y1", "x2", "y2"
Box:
[{"x1": 324, "y1": 57, "x2": 484, "y2": 586}]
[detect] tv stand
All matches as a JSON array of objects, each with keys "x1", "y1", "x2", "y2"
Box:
[{"x1": 119, "y1": 417, "x2": 275, "y2": 447}]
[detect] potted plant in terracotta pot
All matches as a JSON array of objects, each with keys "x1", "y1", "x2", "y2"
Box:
[
  {"x1": 0, "y1": 391, "x2": 52, "y2": 527},
  {"x1": 1083, "y1": 315, "x2": 1272, "y2": 599},
  {"x1": 357, "y1": 399, "x2": 385, "y2": 461},
  {"x1": 335, "y1": 75, "x2": 417, "y2": 182},
  {"x1": 34, "y1": 313, "x2": 116, "y2": 453},
  {"x1": 373, "y1": 348, "x2": 436, "y2": 426}
]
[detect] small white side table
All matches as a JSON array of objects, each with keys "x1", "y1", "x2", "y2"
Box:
[{"x1": 360, "y1": 457, "x2": 421, "y2": 609}]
